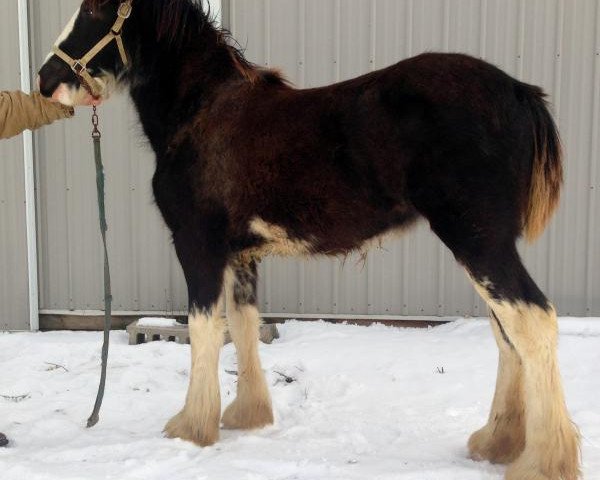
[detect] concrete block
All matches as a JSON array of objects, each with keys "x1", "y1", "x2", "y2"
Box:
[{"x1": 126, "y1": 320, "x2": 279, "y2": 346}]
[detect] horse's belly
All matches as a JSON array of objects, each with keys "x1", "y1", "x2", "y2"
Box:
[
  {"x1": 240, "y1": 214, "x2": 415, "y2": 262},
  {"x1": 240, "y1": 217, "x2": 313, "y2": 261}
]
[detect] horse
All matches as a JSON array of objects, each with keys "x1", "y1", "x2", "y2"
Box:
[{"x1": 38, "y1": 1, "x2": 580, "y2": 479}]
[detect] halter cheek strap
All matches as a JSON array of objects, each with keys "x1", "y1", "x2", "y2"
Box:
[{"x1": 53, "y1": 0, "x2": 133, "y2": 98}]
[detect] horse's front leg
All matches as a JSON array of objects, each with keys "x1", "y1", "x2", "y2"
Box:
[
  {"x1": 164, "y1": 226, "x2": 228, "y2": 447},
  {"x1": 221, "y1": 259, "x2": 274, "y2": 430}
]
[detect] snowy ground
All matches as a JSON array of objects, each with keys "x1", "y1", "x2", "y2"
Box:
[{"x1": 0, "y1": 319, "x2": 598, "y2": 480}]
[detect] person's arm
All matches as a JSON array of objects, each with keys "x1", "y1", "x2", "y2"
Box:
[{"x1": 0, "y1": 91, "x2": 74, "y2": 140}]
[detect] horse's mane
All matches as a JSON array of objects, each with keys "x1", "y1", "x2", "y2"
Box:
[{"x1": 87, "y1": 0, "x2": 287, "y2": 85}]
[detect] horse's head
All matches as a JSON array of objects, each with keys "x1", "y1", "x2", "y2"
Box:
[{"x1": 38, "y1": 0, "x2": 134, "y2": 106}]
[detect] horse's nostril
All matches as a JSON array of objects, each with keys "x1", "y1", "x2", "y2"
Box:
[
  {"x1": 39, "y1": 77, "x2": 58, "y2": 98},
  {"x1": 38, "y1": 66, "x2": 60, "y2": 98},
  {"x1": 38, "y1": 59, "x2": 66, "y2": 97},
  {"x1": 38, "y1": 77, "x2": 51, "y2": 98}
]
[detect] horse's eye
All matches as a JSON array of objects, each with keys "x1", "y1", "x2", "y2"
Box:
[{"x1": 83, "y1": 7, "x2": 94, "y2": 16}]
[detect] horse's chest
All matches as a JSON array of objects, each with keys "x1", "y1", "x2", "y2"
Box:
[{"x1": 152, "y1": 163, "x2": 197, "y2": 231}]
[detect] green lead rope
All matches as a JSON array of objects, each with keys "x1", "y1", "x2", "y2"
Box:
[{"x1": 87, "y1": 106, "x2": 112, "y2": 428}]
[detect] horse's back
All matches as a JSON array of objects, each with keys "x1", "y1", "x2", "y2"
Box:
[{"x1": 199, "y1": 52, "x2": 547, "y2": 256}]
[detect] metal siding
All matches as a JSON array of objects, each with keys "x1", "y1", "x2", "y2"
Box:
[
  {"x1": 592, "y1": 1, "x2": 600, "y2": 316},
  {"x1": 0, "y1": 0, "x2": 590, "y2": 321},
  {"x1": 0, "y1": 1, "x2": 30, "y2": 330},
  {"x1": 551, "y1": 0, "x2": 598, "y2": 315}
]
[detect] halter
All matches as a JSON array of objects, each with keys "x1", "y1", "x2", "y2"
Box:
[{"x1": 53, "y1": 0, "x2": 133, "y2": 98}]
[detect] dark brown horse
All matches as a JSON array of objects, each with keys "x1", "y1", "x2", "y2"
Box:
[{"x1": 38, "y1": 1, "x2": 579, "y2": 479}]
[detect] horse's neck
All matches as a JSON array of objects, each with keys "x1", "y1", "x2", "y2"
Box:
[{"x1": 129, "y1": 26, "x2": 238, "y2": 155}]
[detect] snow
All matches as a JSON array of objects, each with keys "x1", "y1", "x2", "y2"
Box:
[
  {"x1": 137, "y1": 318, "x2": 179, "y2": 328},
  {"x1": 0, "y1": 319, "x2": 598, "y2": 480}
]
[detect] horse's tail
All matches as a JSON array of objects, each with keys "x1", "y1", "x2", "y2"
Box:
[{"x1": 519, "y1": 83, "x2": 563, "y2": 242}]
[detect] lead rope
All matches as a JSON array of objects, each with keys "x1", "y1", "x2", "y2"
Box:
[{"x1": 86, "y1": 106, "x2": 112, "y2": 428}]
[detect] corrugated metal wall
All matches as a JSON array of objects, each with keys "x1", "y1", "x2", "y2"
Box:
[
  {"x1": 0, "y1": 1, "x2": 30, "y2": 330},
  {"x1": 3, "y1": 0, "x2": 596, "y2": 327}
]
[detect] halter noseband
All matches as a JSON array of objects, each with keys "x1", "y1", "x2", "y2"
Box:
[{"x1": 53, "y1": 0, "x2": 133, "y2": 98}]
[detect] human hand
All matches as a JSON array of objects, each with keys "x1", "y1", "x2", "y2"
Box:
[
  {"x1": 45, "y1": 83, "x2": 102, "y2": 107},
  {"x1": 70, "y1": 90, "x2": 102, "y2": 107}
]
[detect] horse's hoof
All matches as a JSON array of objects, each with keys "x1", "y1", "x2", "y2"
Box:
[
  {"x1": 468, "y1": 424, "x2": 524, "y2": 465},
  {"x1": 222, "y1": 397, "x2": 274, "y2": 430},
  {"x1": 164, "y1": 410, "x2": 219, "y2": 447},
  {"x1": 505, "y1": 441, "x2": 581, "y2": 480},
  {"x1": 0, "y1": 433, "x2": 8, "y2": 447}
]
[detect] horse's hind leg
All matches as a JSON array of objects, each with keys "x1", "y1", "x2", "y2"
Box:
[
  {"x1": 469, "y1": 267, "x2": 580, "y2": 480},
  {"x1": 468, "y1": 309, "x2": 525, "y2": 464},
  {"x1": 444, "y1": 241, "x2": 578, "y2": 478},
  {"x1": 221, "y1": 259, "x2": 273, "y2": 430},
  {"x1": 412, "y1": 185, "x2": 580, "y2": 478}
]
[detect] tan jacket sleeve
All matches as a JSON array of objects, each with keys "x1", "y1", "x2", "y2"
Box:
[{"x1": 0, "y1": 91, "x2": 74, "y2": 140}]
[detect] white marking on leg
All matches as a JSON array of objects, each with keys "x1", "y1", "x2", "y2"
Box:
[
  {"x1": 164, "y1": 304, "x2": 225, "y2": 446},
  {"x1": 471, "y1": 279, "x2": 580, "y2": 479},
  {"x1": 468, "y1": 309, "x2": 525, "y2": 464},
  {"x1": 500, "y1": 303, "x2": 580, "y2": 480},
  {"x1": 222, "y1": 267, "x2": 273, "y2": 429}
]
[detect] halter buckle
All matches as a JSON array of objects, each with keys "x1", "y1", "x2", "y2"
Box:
[
  {"x1": 72, "y1": 60, "x2": 87, "y2": 74},
  {"x1": 117, "y1": 2, "x2": 132, "y2": 19}
]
